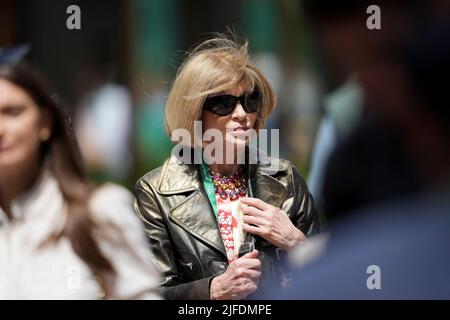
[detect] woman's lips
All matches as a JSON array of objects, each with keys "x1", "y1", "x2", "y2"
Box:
[
  {"x1": 227, "y1": 127, "x2": 250, "y2": 138},
  {"x1": 0, "y1": 145, "x2": 12, "y2": 152}
]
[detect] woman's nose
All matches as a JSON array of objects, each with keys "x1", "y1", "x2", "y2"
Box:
[{"x1": 231, "y1": 102, "x2": 247, "y2": 120}]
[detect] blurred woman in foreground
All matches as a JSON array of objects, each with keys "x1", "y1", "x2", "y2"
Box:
[{"x1": 0, "y1": 51, "x2": 160, "y2": 299}]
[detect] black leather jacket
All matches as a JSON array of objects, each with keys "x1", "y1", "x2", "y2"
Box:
[{"x1": 134, "y1": 153, "x2": 319, "y2": 299}]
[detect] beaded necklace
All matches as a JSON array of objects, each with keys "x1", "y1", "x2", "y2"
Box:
[{"x1": 210, "y1": 167, "x2": 247, "y2": 201}]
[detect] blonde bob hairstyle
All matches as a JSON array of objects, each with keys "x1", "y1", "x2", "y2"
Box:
[{"x1": 164, "y1": 35, "x2": 276, "y2": 144}]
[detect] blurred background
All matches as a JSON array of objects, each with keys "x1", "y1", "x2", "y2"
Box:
[{"x1": 0, "y1": 0, "x2": 323, "y2": 189}]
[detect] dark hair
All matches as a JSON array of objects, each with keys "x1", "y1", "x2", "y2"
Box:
[{"x1": 0, "y1": 62, "x2": 115, "y2": 281}]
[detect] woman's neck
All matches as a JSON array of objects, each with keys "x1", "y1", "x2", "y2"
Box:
[
  {"x1": 0, "y1": 160, "x2": 42, "y2": 220},
  {"x1": 209, "y1": 163, "x2": 241, "y2": 176}
]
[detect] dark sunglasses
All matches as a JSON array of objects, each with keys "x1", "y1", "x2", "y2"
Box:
[{"x1": 203, "y1": 90, "x2": 261, "y2": 116}]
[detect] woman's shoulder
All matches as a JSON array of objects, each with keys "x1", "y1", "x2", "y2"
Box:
[
  {"x1": 88, "y1": 183, "x2": 140, "y2": 228},
  {"x1": 91, "y1": 182, "x2": 132, "y2": 204},
  {"x1": 135, "y1": 166, "x2": 165, "y2": 191},
  {"x1": 258, "y1": 156, "x2": 298, "y2": 176},
  {"x1": 135, "y1": 154, "x2": 196, "y2": 192},
  {"x1": 259, "y1": 156, "x2": 309, "y2": 190},
  {"x1": 134, "y1": 155, "x2": 178, "y2": 190}
]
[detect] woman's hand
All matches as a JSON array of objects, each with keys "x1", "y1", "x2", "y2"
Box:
[
  {"x1": 240, "y1": 197, "x2": 306, "y2": 250},
  {"x1": 210, "y1": 250, "x2": 261, "y2": 300}
]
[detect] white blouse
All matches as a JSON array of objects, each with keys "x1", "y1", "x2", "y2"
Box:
[{"x1": 0, "y1": 171, "x2": 161, "y2": 299}]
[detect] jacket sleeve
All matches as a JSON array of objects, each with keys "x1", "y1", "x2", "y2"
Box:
[
  {"x1": 289, "y1": 165, "x2": 321, "y2": 237},
  {"x1": 134, "y1": 178, "x2": 214, "y2": 300}
]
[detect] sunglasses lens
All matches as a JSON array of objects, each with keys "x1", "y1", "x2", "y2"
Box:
[
  {"x1": 244, "y1": 90, "x2": 261, "y2": 113},
  {"x1": 204, "y1": 91, "x2": 261, "y2": 115},
  {"x1": 203, "y1": 95, "x2": 236, "y2": 116}
]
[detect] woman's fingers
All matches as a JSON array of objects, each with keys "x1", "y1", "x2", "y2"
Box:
[
  {"x1": 234, "y1": 266, "x2": 261, "y2": 281},
  {"x1": 246, "y1": 269, "x2": 261, "y2": 281},
  {"x1": 241, "y1": 204, "x2": 264, "y2": 218},
  {"x1": 232, "y1": 282, "x2": 258, "y2": 300},
  {"x1": 241, "y1": 197, "x2": 272, "y2": 211},
  {"x1": 239, "y1": 249, "x2": 258, "y2": 259},
  {"x1": 219, "y1": 250, "x2": 262, "y2": 300},
  {"x1": 242, "y1": 214, "x2": 265, "y2": 227},
  {"x1": 242, "y1": 223, "x2": 267, "y2": 238},
  {"x1": 234, "y1": 259, "x2": 261, "y2": 273},
  {"x1": 235, "y1": 251, "x2": 261, "y2": 268}
]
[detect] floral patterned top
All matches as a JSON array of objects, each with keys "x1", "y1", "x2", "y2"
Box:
[
  {"x1": 205, "y1": 166, "x2": 248, "y2": 263},
  {"x1": 216, "y1": 195, "x2": 247, "y2": 262}
]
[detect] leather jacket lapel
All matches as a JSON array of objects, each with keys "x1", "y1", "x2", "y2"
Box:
[
  {"x1": 252, "y1": 173, "x2": 289, "y2": 208},
  {"x1": 157, "y1": 155, "x2": 227, "y2": 258},
  {"x1": 169, "y1": 190, "x2": 227, "y2": 257},
  {"x1": 248, "y1": 158, "x2": 290, "y2": 208}
]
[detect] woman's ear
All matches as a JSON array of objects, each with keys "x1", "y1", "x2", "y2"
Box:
[{"x1": 39, "y1": 107, "x2": 53, "y2": 142}]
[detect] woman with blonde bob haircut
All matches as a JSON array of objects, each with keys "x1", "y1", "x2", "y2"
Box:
[
  {"x1": 135, "y1": 35, "x2": 319, "y2": 300},
  {"x1": 165, "y1": 37, "x2": 275, "y2": 143}
]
